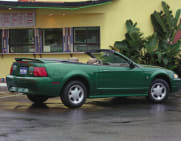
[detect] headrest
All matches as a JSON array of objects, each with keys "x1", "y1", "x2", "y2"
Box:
[
  {"x1": 69, "y1": 57, "x2": 79, "y2": 62},
  {"x1": 87, "y1": 58, "x2": 98, "y2": 64}
]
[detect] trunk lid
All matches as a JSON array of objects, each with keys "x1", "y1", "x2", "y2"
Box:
[{"x1": 11, "y1": 58, "x2": 46, "y2": 77}]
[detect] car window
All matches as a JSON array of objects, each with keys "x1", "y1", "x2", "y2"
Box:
[{"x1": 93, "y1": 51, "x2": 129, "y2": 67}]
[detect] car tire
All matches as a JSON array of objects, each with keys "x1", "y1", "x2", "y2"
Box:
[
  {"x1": 27, "y1": 95, "x2": 48, "y2": 104},
  {"x1": 61, "y1": 80, "x2": 87, "y2": 108},
  {"x1": 148, "y1": 79, "x2": 169, "y2": 103}
]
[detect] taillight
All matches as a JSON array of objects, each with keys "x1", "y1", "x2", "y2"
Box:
[
  {"x1": 10, "y1": 66, "x2": 13, "y2": 75},
  {"x1": 33, "y1": 67, "x2": 48, "y2": 77}
]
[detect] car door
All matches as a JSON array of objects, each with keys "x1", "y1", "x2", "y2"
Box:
[
  {"x1": 96, "y1": 65, "x2": 147, "y2": 96},
  {"x1": 94, "y1": 51, "x2": 147, "y2": 96}
]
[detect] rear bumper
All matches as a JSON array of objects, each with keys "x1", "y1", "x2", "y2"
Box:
[
  {"x1": 6, "y1": 75, "x2": 61, "y2": 97},
  {"x1": 171, "y1": 78, "x2": 181, "y2": 93}
]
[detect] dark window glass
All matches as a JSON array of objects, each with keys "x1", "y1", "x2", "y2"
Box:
[
  {"x1": 92, "y1": 50, "x2": 129, "y2": 67},
  {"x1": 43, "y1": 29, "x2": 63, "y2": 53},
  {"x1": 74, "y1": 27, "x2": 100, "y2": 52},
  {"x1": 0, "y1": 30, "x2": 2, "y2": 53},
  {"x1": 9, "y1": 29, "x2": 35, "y2": 53}
]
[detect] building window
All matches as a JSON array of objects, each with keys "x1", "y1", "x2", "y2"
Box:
[
  {"x1": 42, "y1": 29, "x2": 63, "y2": 53},
  {"x1": 74, "y1": 27, "x2": 100, "y2": 52},
  {"x1": 0, "y1": 30, "x2": 2, "y2": 53},
  {"x1": 9, "y1": 29, "x2": 35, "y2": 53}
]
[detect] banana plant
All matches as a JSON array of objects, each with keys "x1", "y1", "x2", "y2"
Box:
[
  {"x1": 142, "y1": 33, "x2": 158, "y2": 65},
  {"x1": 112, "y1": 20, "x2": 145, "y2": 63},
  {"x1": 151, "y1": 1, "x2": 181, "y2": 43},
  {"x1": 112, "y1": 1, "x2": 181, "y2": 76}
]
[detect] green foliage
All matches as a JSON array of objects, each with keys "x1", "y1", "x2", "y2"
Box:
[
  {"x1": 143, "y1": 33, "x2": 181, "y2": 70},
  {"x1": 156, "y1": 41, "x2": 180, "y2": 69},
  {"x1": 149, "y1": 1, "x2": 181, "y2": 72},
  {"x1": 142, "y1": 33, "x2": 158, "y2": 65},
  {"x1": 112, "y1": 1, "x2": 181, "y2": 76},
  {"x1": 151, "y1": 1, "x2": 181, "y2": 42},
  {"x1": 112, "y1": 20, "x2": 144, "y2": 63}
]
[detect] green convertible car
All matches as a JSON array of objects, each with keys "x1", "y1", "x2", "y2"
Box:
[{"x1": 6, "y1": 49, "x2": 181, "y2": 108}]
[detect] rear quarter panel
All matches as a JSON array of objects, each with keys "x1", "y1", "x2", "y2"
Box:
[{"x1": 45, "y1": 62, "x2": 99, "y2": 97}]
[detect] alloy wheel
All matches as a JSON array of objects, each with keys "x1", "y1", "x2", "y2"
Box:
[
  {"x1": 68, "y1": 84, "x2": 84, "y2": 104},
  {"x1": 151, "y1": 82, "x2": 167, "y2": 101}
]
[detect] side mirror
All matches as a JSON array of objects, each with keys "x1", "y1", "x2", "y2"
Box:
[{"x1": 129, "y1": 62, "x2": 135, "y2": 69}]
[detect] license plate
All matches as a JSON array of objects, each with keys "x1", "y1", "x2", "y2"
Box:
[
  {"x1": 20, "y1": 67, "x2": 28, "y2": 75},
  {"x1": 17, "y1": 88, "x2": 29, "y2": 93}
]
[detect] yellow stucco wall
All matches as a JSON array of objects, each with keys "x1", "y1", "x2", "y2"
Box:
[{"x1": 1, "y1": 0, "x2": 181, "y2": 78}]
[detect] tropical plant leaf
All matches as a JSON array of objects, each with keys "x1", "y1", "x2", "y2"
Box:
[
  {"x1": 163, "y1": 58, "x2": 169, "y2": 65},
  {"x1": 175, "y1": 9, "x2": 181, "y2": 27},
  {"x1": 156, "y1": 52, "x2": 162, "y2": 64},
  {"x1": 114, "y1": 41, "x2": 128, "y2": 50},
  {"x1": 162, "y1": 1, "x2": 173, "y2": 30},
  {"x1": 151, "y1": 11, "x2": 167, "y2": 33},
  {"x1": 145, "y1": 33, "x2": 158, "y2": 54}
]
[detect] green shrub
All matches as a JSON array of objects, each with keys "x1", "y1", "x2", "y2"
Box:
[{"x1": 112, "y1": 1, "x2": 181, "y2": 76}]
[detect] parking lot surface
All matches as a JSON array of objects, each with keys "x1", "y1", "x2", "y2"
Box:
[{"x1": 0, "y1": 89, "x2": 181, "y2": 141}]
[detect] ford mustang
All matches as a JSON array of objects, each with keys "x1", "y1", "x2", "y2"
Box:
[{"x1": 6, "y1": 49, "x2": 181, "y2": 108}]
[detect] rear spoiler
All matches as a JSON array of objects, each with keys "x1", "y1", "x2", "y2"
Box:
[{"x1": 15, "y1": 58, "x2": 45, "y2": 63}]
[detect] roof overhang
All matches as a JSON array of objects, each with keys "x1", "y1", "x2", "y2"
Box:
[{"x1": 0, "y1": 0, "x2": 112, "y2": 10}]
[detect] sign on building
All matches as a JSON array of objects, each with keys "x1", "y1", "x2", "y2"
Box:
[{"x1": 0, "y1": 12, "x2": 35, "y2": 28}]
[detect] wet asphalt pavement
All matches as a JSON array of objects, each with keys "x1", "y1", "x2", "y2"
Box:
[{"x1": 0, "y1": 90, "x2": 181, "y2": 141}]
